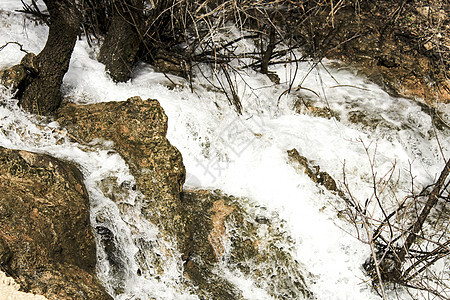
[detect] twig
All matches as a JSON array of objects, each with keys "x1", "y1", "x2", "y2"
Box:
[{"x1": 0, "y1": 41, "x2": 29, "y2": 54}]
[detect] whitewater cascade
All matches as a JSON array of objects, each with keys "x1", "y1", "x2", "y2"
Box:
[{"x1": 0, "y1": 6, "x2": 449, "y2": 300}]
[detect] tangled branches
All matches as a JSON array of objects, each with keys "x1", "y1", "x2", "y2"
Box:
[
  {"x1": 342, "y1": 141, "x2": 450, "y2": 299},
  {"x1": 17, "y1": 0, "x2": 365, "y2": 113}
]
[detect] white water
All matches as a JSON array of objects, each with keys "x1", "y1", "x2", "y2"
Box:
[{"x1": 0, "y1": 6, "x2": 449, "y2": 300}]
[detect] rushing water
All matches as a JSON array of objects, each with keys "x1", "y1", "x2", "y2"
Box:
[{"x1": 0, "y1": 7, "x2": 449, "y2": 300}]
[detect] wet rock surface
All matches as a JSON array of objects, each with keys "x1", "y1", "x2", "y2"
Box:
[
  {"x1": 288, "y1": 148, "x2": 340, "y2": 194},
  {"x1": 0, "y1": 146, "x2": 111, "y2": 300},
  {"x1": 182, "y1": 189, "x2": 311, "y2": 300},
  {"x1": 56, "y1": 96, "x2": 186, "y2": 246},
  {"x1": 0, "y1": 53, "x2": 37, "y2": 92},
  {"x1": 57, "y1": 97, "x2": 311, "y2": 298},
  {"x1": 293, "y1": 97, "x2": 340, "y2": 120}
]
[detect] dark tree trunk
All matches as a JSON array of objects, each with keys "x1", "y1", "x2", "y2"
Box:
[
  {"x1": 261, "y1": 28, "x2": 276, "y2": 75},
  {"x1": 19, "y1": 0, "x2": 81, "y2": 115},
  {"x1": 98, "y1": 0, "x2": 143, "y2": 82}
]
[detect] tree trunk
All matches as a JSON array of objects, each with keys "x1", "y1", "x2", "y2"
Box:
[
  {"x1": 98, "y1": 0, "x2": 143, "y2": 82},
  {"x1": 398, "y1": 159, "x2": 450, "y2": 263},
  {"x1": 261, "y1": 27, "x2": 276, "y2": 75},
  {"x1": 19, "y1": 0, "x2": 81, "y2": 115}
]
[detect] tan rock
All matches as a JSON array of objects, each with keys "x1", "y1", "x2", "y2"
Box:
[
  {"x1": 181, "y1": 189, "x2": 311, "y2": 300},
  {"x1": 56, "y1": 96, "x2": 186, "y2": 245}
]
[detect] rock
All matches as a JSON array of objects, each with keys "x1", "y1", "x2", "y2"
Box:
[
  {"x1": 287, "y1": 148, "x2": 339, "y2": 193},
  {"x1": 0, "y1": 270, "x2": 47, "y2": 300},
  {"x1": 56, "y1": 97, "x2": 186, "y2": 246},
  {"x1": 0, "y1": 52, "x2": 38, "y2": 91},
  {"x1": 293, "y1": 97, "x2": 339, "y2": 120},
  {"x1": 266, "y1": 72, "x2": 280, "y2": 84},
  {"x1": 347, "y1": 110, "x2": 389, "y2": 131},
  {"x1": 56, "y1": 98, "x2": 310, "y2": 298},
  {"x1": 153, "y1": 49, "x2": 190, "y2": 78},
  {"x1": 0, "y1": 146, "x2": 111, "y2": 300},
  {"x1": 321, "y1": 1, "x2": 450, "y2": 103},
  {"x1": 182, "y1": 189, "x2": 311, "y2": 300},
  {"x1": 0, "y1": 64, "x2": 28, "y2": 90}
]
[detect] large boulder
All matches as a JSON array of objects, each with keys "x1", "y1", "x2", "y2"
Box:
[
  {"x1": 0, "y1": 146, "x2": 111, "y2": 299},
  {"x1": 56, "y1": 97, "x2": 186, "y2": 246}
]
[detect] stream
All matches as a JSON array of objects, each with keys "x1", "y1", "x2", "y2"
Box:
[{"x1": 0, "y1": 7, "x2": 449, "y2": 300}]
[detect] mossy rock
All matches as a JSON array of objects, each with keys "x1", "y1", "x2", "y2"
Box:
[
  {"x1": 182, "y1": 189, "x2": 312, "y2": 299},
  {"x1": 0, "y1": 147, "x2": 111, "y2": 299},
  {"x1": 57, "y1": 97, "x2": 186, "y2": 246}
]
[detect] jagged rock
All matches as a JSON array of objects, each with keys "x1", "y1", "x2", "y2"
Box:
[
  {"x1": 181, "y1": 190, "x2": 240, "y2": 300},
  {"x1": 56, "y1": 96, "x2": 186, "y2": 246},
  {"x1": 182, "y1": 189, "x2": 311, "y2": 300},
  {"x1": 0, "y1": 53, "x2": 37, "y2": 91},
  {"x1": 0, "y1": 146, "x2": 111, "y2": 300},
  {"x1": 288, "y1": 148, "x2": 339, "y2": 193}
]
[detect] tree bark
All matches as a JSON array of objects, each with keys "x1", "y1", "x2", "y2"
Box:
[
  {"x1": 261, "y1": 27, "x2": 276, "y2": 75},
  {"x1": 19, "y1": 0, "x2": 81, "y2": 115},
  {"x1": 397, "y1": 159, "x2": 450, "y2": 264},
  {"x1": 98, "y1": 0, "x2": 143, "y2": 82}
]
